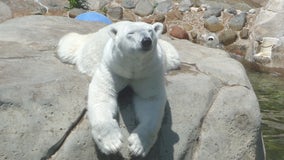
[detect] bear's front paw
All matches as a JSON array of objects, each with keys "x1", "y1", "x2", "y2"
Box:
[
  {"x1": 128, "y1": 132, "x2": 155, "y2": 157},
  {"x1": 92, "y1": 120, "x2": 123, "y2": 154}
]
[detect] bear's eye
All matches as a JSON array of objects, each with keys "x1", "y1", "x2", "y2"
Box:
[
  {"x1": 128, "y1": 32, "x2": 135, "y2": 35},
  {"x1": 127, "y1": 32, "x2": 135, "y2": 38}
]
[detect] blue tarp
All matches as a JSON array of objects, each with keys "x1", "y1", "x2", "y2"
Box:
[{"x1": 75, "y1": 12, "x2": 112, "y2": 24}]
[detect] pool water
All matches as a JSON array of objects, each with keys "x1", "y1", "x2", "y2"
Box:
[{"x1": 247, "y1": 70, "x2": 284, "y2": 160}]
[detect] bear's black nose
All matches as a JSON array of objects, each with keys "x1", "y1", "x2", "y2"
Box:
[{"x1": 141, "y1": 37, "x2": 152, "y2": 50}]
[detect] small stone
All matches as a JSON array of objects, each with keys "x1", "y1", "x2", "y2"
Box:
[
  {"x1": 123, "y1": 9, "x2": 136, "y2": 21},
  {"x1": 169, "y1": 25, "x2": 189, "y2": 40},
  {"x1": 88, "y1": 0, "x2": 110, "y2": 10},
  {"x1": 154, "y1": 15, "x2": 165, "y2": 23},
  {"x1": 183, "y1": 24, "x2": 193, "y2": 31},
  {"x1": 192, "y1": 0, "x2": 202, "y2": 7},
  {"x1": 203, "y1": 6, "x2": 224, "y2": 18},
  {"x1": 204, "y1": 16, "x2": 224, "y2": 32},
  {"x1": 190, "y1": 31, "x2": 198, "y2": 43},
  {"x1": 107, "y1": 6, "x2": 123, "y2": 20},
  {"x1": 219, "y1": 29, "x2": 238, "y2": 46},
  {"x1": 32, "y1": 10, "x2": 44, "y2": 15},
  {"x1": 190, "y1": 31, "x2": 198, "y2": 39},
  {"x1": 134, "y1": 0, "x2": 154, "y2": 17},
  {"x1": 122, "y1": 0, "x2": 138, "y2": 9},
  {"x1": 68, "y1": 8, "x2": 87, "y2": 18},
  {"x1": 166, "y1": 10, "x2": 183, "y2": 21},
  {"x1": 197, "y1": 7, "x2": 203, "y2": 12},
  {"x1": 178, "y1": 0, "x2": 193, "y2": 12},
  {"x1": 154, "y1": 1, "x2": 172, "y2": 15},
  {"x1": 228, "y1": 13, "x2": 247, "y2": 31},
  {"x1": 226, "y1": 7, "x2": 237, "y2": 15},
  {"x1": 240, "y1": 28, "x2": 249, "y2": 39},
  {"x1": 190, "y1": 7, "x2": 199, "y2": 12},
  {"x1": 226, "y1": 44, "x2": 247, "y2": 56},
  {"x1": 142, "y1": 17, "x2": 153, "y2": 24}
]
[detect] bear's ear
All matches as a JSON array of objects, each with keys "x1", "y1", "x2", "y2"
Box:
[
  {"x1": 108, "y1": 27, "x2": 117, "y2": 39},
  {"x1": 153, "y1": 22, "x2": 163, "y2": 37}
]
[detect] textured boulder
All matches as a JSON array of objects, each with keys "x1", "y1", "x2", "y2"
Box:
[
  {"x1": 0, "y1": 16, "x2": 104, "y2": 160},
  {"x1": 0, "y1": 16, "x2": 264, "y2": 160}
]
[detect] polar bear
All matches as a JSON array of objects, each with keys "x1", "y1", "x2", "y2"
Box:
[{"x1": 57, "y1": 21, "x2": 180, "y2": 157}]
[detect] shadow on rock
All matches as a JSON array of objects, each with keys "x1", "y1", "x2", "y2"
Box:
[{"x1": 94, "y1": 86, "x2": 179, "y2": 160}]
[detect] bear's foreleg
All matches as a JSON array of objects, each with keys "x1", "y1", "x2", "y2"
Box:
[
  {"x1": 129, "y1": 75, "x2": 167, "y2": 157},
  {"x1": 88, "y1": 65, "x2": 128, "y2": 154}
]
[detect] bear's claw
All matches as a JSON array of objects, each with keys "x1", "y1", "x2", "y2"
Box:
[
  {"x1": 92, "y1": 120, "x2": 123, "y2": 154},
  {"x1": 128, "y1": 133, "x2": 148, "y2": 157}
]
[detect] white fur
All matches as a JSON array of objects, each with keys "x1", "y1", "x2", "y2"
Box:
[{"x1": 57, "y1": 21, "x2": 180, "y2": 157}]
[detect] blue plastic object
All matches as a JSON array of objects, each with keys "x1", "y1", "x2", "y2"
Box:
[{"x1": 75, "y1": 12, "x2": 112, "y2": 24}]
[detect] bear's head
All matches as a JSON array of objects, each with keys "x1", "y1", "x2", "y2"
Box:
[{"x1": 108, "y1": 21, "x2": 163, "y2": 54}]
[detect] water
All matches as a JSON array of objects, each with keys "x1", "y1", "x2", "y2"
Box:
[{"x1": 246, "y1": 69, "x2": 284, "y2": 160}]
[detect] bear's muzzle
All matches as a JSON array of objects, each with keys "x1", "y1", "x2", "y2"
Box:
[{"x1": 141, "y1": 37, "x2": 152, "y2": 51}]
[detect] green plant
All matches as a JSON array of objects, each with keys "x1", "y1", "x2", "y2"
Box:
[
  {"x1": 68, "y1": 0, "x2": 89, "y2": 10},
  {"x1": 100, "y1": 6, "x2": 108, "y2": 15}
]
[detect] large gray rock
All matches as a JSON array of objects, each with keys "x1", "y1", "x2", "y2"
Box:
[
  {"x1": 0, "y1": 15, "x2": 264, "y2": 160},
  {"x1": 0, "y1": 16, "x2": 104, "y2": 160}
]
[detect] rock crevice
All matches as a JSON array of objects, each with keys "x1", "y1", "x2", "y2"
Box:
[{"x1": 41, "y1": 108, "x2": 87, "y2": 160}]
